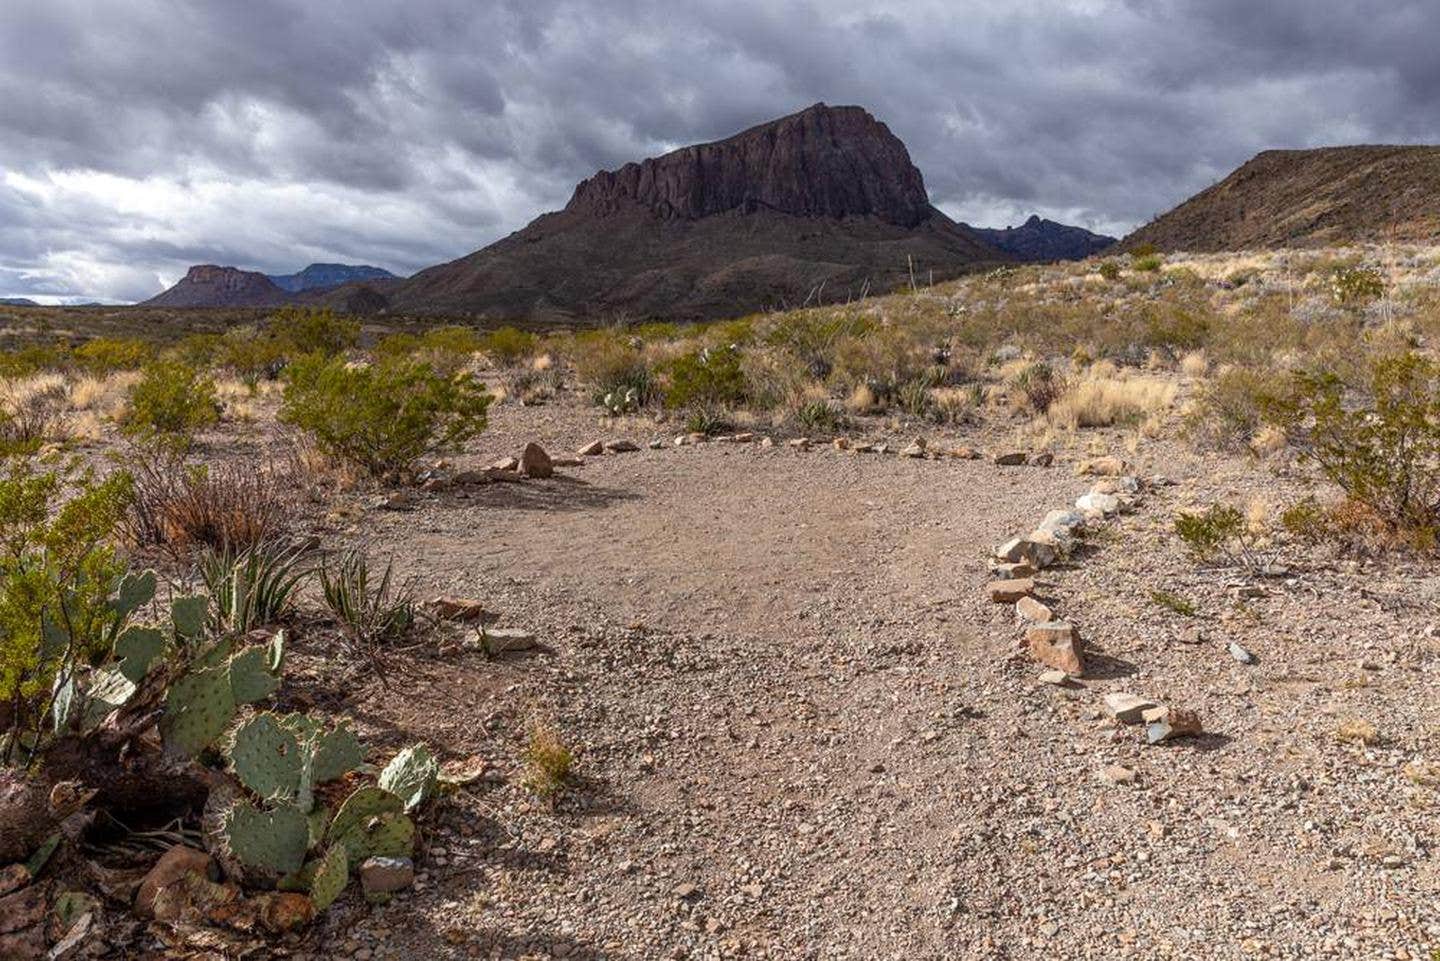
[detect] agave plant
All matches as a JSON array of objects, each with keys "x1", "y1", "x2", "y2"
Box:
[
  {"x1": 199, "y1": 542, "x2": 313, "y2": 635},
  {"x1": 318, "y1": 549, "x2": 415, "y2": 650}
]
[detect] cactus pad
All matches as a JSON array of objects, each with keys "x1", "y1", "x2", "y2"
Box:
[
  {"x1": 308, "y1": 844, "x2": 349, "y2": 912},
  {"x1": 82, "y1": 668, "x2": 137, "y2": 728},
  {"x1": 161, "y1": 663, "x2": 237, "y2": 756},
  {"x1": 115, "y1": 625, "x2": 167, "y2": 682},
  {"x1": 223, "y1": 800, "x2": 310, "y2": 875},
  {"x1": 327, "y1": 786, "x2": 414, "y2": 861},
  {"x1": 170, "y1": 594, "x2": 208, "y2": 644},
  {"x1": 228, "y1": 645, "x2": 281, "y2": 704},
  {"x1": 379, "y1": 744, "x2": 439, "y2": 812},
  {"x1": 111, "y1": 569, "x2": 157, "y2": 620},
  {"x1": 312, "y1": 724, "x2": 365, "y2": 783},
  {"x1": 228, "y1": 713, "x2": 304, "y2": 802}
]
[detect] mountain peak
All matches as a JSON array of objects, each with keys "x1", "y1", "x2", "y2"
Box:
[{"x1": 564, "y1": 103, "x2": 933, "y2": 228}]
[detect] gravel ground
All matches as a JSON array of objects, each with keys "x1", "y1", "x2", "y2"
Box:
[{"x1": 254, "y1": 392, "x2": 1440, "y2": 961}]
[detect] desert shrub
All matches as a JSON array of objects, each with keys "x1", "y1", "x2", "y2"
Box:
[
  {"x1": 0, "y1": 459, "x2": 132, "y2": 743},
  {"x1": 1133, "y1": 254, "x2": 1164, "y2": 273},
  {"x1": 121, "y1": 449, "x2": 290, "y2": 557},
  {"x1": 0, "y1": 378, "x2": 69, "y2": 454},
  {"x1": 268, "y1": 306, "x2": 360, "y2": 359},
  {"x1": 1048, "y1": 373, "x2": 1175, "y2": 429},
  {"x1": 218, "y1": 325, "x2": 287, "y2": 386},
  {"x1": 318, "y1": 549, "x2": 415, "y2": 653},
  {"x1": 1183, "y1": 366, "x2": 1282, "y2": 452},
  {"x1": 1097, "y1": 261, "x2": 1121, "y2": 282},
  {"x1": 279, "y1": 355, "x2": 492, "y2": 477},
  {"x1": 1330, "y1": 265, "x2": 1385, "y2": 306},
  {"x1": 931, "y1": 385, "x2": 982, "y2": 424},
  {"x1": 0, "y1": 344, "x2": 70, "y2": 379},
  {"x1": 1270, "y1": 353, "x2": 1440, "y2": 545},
  {"x1": 199, "y1": 542, "x2": 311, "y2": 635},
  {"x1": 663, "y1": 345, "x2": 748, "y2": 414},
  {"x1": 523, "y1": 721, "x2": 574, "y2": 801},
  {"x1": 1130, "y1": 242, "x2": 1159, "y2": 258},
  {"x1": 572, "y1": 331, "x2": 656, "y2": 407},
  {"x1": 768, "y1": 310, "x2": 869, "y2": 379},
  {"x1": 1142, "y1": 307, "x2": 1209, "y2": 354},
  {"x1": 122, "y1": 361, "x2": 218, "y2": 447},
  {"x1": 792, "y1": 399, "x2": 844, "y2": 435},
  {"x1": 72, "y1": 337, "x2": 154, "y2": 375},
  {"x1": 828, "y1": 326, "x2": 930, "y2": 403},
  {"x1": 1010, "y1": 361, "x2": 1065, "y2": 414},
  {"x1": 1174, "y1": 503, "x2": 1270, "y2": 568},
  {"x1": 169, "y1": 332, "x2": 225, "y2": 368}
]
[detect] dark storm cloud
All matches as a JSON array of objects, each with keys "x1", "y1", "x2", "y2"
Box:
[{"x1": 2, "y1": 0, "x2": 1439, "y2": 301}]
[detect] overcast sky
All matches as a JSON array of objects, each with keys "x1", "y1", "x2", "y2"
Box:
[{"x1": 3, "y1": 0, "x2": 1438, "y2": 302}]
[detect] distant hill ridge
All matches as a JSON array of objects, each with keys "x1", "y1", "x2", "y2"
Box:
[
  {"x1": 966, "y1": 215, "x2": 1115, "y2": 262},
  {"x1": 142, "y1": 262, "x2": 398, "y2": 308},
  {"x1": 1120, "y1": 145, "x2": 1440, "y2": 252}
]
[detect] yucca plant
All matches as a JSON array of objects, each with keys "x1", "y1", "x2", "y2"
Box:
[
  {"x1": 318, "y1": 549, "x2": 415, "y2": 651},
  {"x1": 199, "y1": 542, "x2": 312, "y2": 634}
]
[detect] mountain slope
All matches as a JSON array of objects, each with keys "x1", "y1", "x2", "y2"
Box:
[
  {"x1": 1120, "y1": 146, "x2": 1440, "y2": 252},
  {"x1": 388, "y1": 103, "x2": 1009, "y2": 320},
  {"x1": 967, "y1": 215, "x2": 1115, "y2": 261},
  {"x1": 269, "y1": 263, "x2": 397, "y2": 293},
  {"x1": 140, "y1": 266, "x2": 290, "y2": 308}
]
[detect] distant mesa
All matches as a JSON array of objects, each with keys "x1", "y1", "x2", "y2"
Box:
[
  {"x1": 0, "y1": 297, "x2": 40, "y2": 307},
  {"x1": 1120, "y1": 145, "x2": 1440, "y2": 252},
  {"x1": 141, "y1": 262, "x2": 399, "y2": 309},
  {"x1": 966, "y1": 215, "x2": 1115, "y2": 262},
  {"x1": 268, "y1": 263, "x2": 397, "y2": 293},
  {"x1": 386, "y1": 102, "x2": 1012, "y2": 321}
]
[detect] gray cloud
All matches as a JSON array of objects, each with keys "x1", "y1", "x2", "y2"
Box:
[{"x1": 2, "y1": 0, "x2": 1439, "y2": 301}]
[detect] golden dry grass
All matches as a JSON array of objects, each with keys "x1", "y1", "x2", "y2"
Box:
[{"x1": 1047, "y1": 373, "x2": 1178, "y2": 431}]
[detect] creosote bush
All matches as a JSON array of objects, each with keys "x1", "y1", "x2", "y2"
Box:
[
  {"x1": 268, "y1": 307, "x2": 360, "y2": 359},
  {"x1": 663, "y1": 345, "x2": 747, "y2": 425},
  {"x1": 279, "y1": 355, "x2": 492, "y2": 478},
  {"x1": 122, "y1": 361, "x2": 218, "y2": 447}
]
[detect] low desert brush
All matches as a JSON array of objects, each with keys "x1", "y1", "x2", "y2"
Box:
[
  {"x1": 1047, "y1": 374, "x2": 1175, "y2": 430},
  {"x1": 318, "y1": 549, "x2": 416, "y2": 652},
  {"x1": 523, "y1": 721, "x2": 575, "y2": 800}
]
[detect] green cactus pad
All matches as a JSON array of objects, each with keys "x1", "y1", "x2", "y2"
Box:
[
  {"x1": 161, "y1": 663, "x2": 237, "y2": 756},
  {"x1": 327, "y1": 787, "x2": 414, "y2": 861},
  {"x1": 111, "y1": 569, "x2": 157, "y2": 620},
  {"x1": 307, "y1": 805, "x2": 331, "y2": 847},
  {"x1": 308, "y1": 844, "x2": 349, "y2": 912},
  {"x1": 312, "y1": 724, "x2": 366, "y2": 783},
  {"x1": 378, "y1": 744, "x2": 439, "y2": 812},
  {"x1": 223, "y1": 800, "x2": 310, "y2": 875},
  {"x1": 228, "y1": 645, "x2": 281, "y2": 704},
  {"x1": 228, "y1": 713, "x2": 304, "y2": 802},
  {"x1": 170, "y1": 594, "x2": 208, "y2": 644},
  {"x1": 115, "y1": 625, "x2": 167, "y2": 682}
]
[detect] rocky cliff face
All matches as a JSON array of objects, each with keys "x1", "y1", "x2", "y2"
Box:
[
  {"x1": 390, "y1": 104, "x2": 1007, "y2": 320},
  {"x1": 269, "y1": 263, "x2": 397, "y2": 293},
  {"x1": 141, "y1": 265, "x2": 290, "y2": 308},
  {"x1": 564, "y1": 103, "x2": 933, "y2": 228}
]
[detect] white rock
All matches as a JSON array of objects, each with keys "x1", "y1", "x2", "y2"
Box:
[{"x1": 1075, "y1": 491, "x2": 1120, "y2": 515}]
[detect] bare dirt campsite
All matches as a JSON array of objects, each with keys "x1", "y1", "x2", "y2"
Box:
[{"x1": 3, "y1": 244, "x2": 1439, "y2": 959}]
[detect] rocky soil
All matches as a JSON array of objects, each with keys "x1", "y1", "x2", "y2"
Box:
[{"x1": 256, "y1": 394, "x2": 1440, "y2": 961}]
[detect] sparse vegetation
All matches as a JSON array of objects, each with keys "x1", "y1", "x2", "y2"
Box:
[
  {"x1": 523, "y1": 721, "x2": 574, "y2": 801},
  {"x1": 122, "y1": 360, "x2": 219, "y2": 447},
  {"x1": 318, "y1": 549, "x2": 416, "y2": 653},
  {"x1": 199, "y1": 541, "x2": 312, "y2": 634}
]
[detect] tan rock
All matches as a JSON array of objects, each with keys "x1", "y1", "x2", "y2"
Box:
[
  {"x1": 1029, "y1": 451, "x2": 1054, "y2": 467},
  {"x1": 1100, "y1": 764, "x2": 1137, "y2": 785},
  {"x1": 990, "y1": 561, "x2": 1036, "y2": 579},
  {"x1": 833, "y1": 437, "x2": 851, "y2": 451},
  {"x1": 490, "y1": 456, "x2": 519, "y2": 472},
  {"x1": 948, "y1": 446, "x2": 981, "y2": 459},
  {"x1": 988, "y1": 578, "x2": 1036, "y2": 603},
  {"x1": 993, "y1": 451, "x2": 1027, "y2": 466},
  {"x1": 1104, "y1": 692, "x2": 1158, "y2": 725},
  {"x1": 577, "y1": 440, "x2": 604, "y2": 456},
  {"x1": 603, "y1": 438, "x2": 640, "y2": 453},
  {"x1": 518, "y1": 442, "x2": 553, "y2": 478},
  {"x1": 428, "y1": 596, "x2": 497, "y2": 624},
  {"x1": 1077, "y1": 455, "x2": 1126, "y2": 476},
  {"x1": 1026, "y1": 622, "x2": 1083, "y2": 674},
  {"x1": 1015, "y1": 596, "x2": 1053, "y2": 623},
  {"x1": 1147, "y1": 708, "x2": 1203, "y2": 744}
]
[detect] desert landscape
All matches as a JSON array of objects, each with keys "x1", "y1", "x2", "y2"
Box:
[{"x1": 3, "y1": 4, "x2": 1440, "y2": 959}]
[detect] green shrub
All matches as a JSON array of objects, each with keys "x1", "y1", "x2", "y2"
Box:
[
  {"x1": 168, "y1": 333, "x2": 225, "y2": 369},
  {"x1": 218, "y1": 326, "x2": 287, "y2": 385},
  {"x1": 1330, "y1": 265, "x2": 1385, "y2": 306},
  {"x1": 1174, "y1": 503, "x2": 1268, "y2": 568},
  {"x1": 279, "y1": 355, "x2": 492, "y2": 477},
  {"x1": 1133, "y1": 254, "x2": 1164, "y2": 273},
  {"x1": 1142, "y1": 307, "x2": 1209, "y2": 353},
  {"x1": 123, "y1": 361, "x2": 218, "y2": 445},
  {"x1": 319, "y1": 549, "x2": 415, "y2": 651},
  {"x1": 0, "y1": 459, "x2": 132, "y2": 743},
  {"x1": 1270, "y1": 353, "x2": 1440, "y2": 545},
  {"x1": 268, "y1": 307, "x2": 360, "y2": 359},
  {"x1": 1183, "y1": 366, "x2": 1281, "y2": 452},
  {"x1": 572, "y1": 331, "x2": 656, "y2": 407},
  {"x1": 793, "y1": 399, "x2": 843, "y2": 435},
  {"x1": 663, "y1": 345, "x2": 748, "y2": 415},
  {"x1": 481, "y1": 326, "x2": 536, "y2": 366},
  {"x1": 0, "y1": 344, "x2": 70, "y2": 378},
  {"x1": 199, "y1": 542, "x2": 311, "y2": 635},
  {"x1": 73, "y1": 337, "x2": 154, "y2": 375},
  {"x1": 1097, "y1": 261, "x2": 1121, "y2": 282},
  {"x1": 1012, "y1": 361, "x2": 1065, "y2": 414}
]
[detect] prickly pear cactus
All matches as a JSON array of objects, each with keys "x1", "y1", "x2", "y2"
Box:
[
  {"x1": 227, "y1": 713, "x2": 304, "y2": 802},
  {"x1": 378, "y1": 744, "x2": 439, "y2": 812},
  {"x1": 327, "y1": 786, "x2": 414, "y2": 861},
  {"x1": 307, "y1": 844, "x2": 349, "y2": 912},
  {"x1": 311, "y1": 724, "x2": 365, "y2": 783},
  {"x1": 109, "y1": 569, "x2": 157, "y2": 621},
  {"x1": 223, "y1": 800, "x2": 310, "y2": 875},
  {"x1": 114, "y1": 625, "x2": 167, "y2": 683},
  {"x1": 161, "y1": 663, "x2": 237, "y2": 757},
  {"x1": 228, "y1": 645, "x2": 281, "y2": 704},
  {"x1": 170, "y1": 594, "x2": 208, "y2": 644}
]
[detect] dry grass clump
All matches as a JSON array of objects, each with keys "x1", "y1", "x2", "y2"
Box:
[
  {"x1": 122, "y1": 448, "x2": 293, "y2": 556},
  {"x1": 1180, "y1": 350, "x2": 1209, "y2": 378},
  {"x1": 69, "y1": 370, "x2": 141, "y2": 417},
  {"x1": 523, "y1": 721, "x2": 574, "y2": 801},
  {"x1": 1047, "y1": 373, "x2": 1176, "y2": 430}
]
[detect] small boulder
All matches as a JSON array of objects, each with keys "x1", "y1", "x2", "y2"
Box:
[
  {"x1": 788, "y1": 438, "x2": 812, "y2": 450},
  {"x1": 1037, "y1": 509, "x2": 1086, "y2": 535},
  {"x1": 1075, "y1": 491, "x2": 1121, "y2": 515},
  {"x1": 993, "y1": 451, "x2": 1027, "y2": 466},
  {"x1": 359, "y1": 857, "x2": 415, "y2": 897},
  {"x1": 1228, "y1": 642, "x2": 1256, "y2": 664},
  {"x1": 989, "y1": 561, "x2": 1036, "y2": 579},
  {"x1": 428, "y1": 597, "x2": 496, "y2": 624},
  {"x1": 604, "y1": 439, "x2": 639, "y2": 453},
  {"x1": 988, "y1": 578, "x2": 1036, "y2": 603},
  {"x1": 490, "y1": 456, "x2": 519, "y2": 472},
  {"x1": 1015, "y1": 596, "x2": 1053, "y2": 623},
  {"x1": 948, "y1": 446, "x2": 982, "y2": 460},
  {"x1": 648, "y1": 439, "x2": 664, "y2": 449},
  {"x1": 577, "y1": 440, "x2": 604, "y2": 456},
  {"x1": 833, "y1": 437, "x2": 850, "y2": 451},
  {"x1": 1076, "y1": 455, "x2": 1126, "y2": 477},
  {"x1": 1029, "y1": 452, "x2": 1054, "y2": 467},
  {"x1": 518, "y1": 443, "x2": 553, "y2": 478},
  {"x1": 900, "y1": 442, "x2": 927, "y2": 458},
  {"x1": 1025, "y1": 622, "x2": 1083, "y2": 674},
  {"x1": 1038, "y1": 669, "x2": 1073, "y2": 686},
  {"x1": 1100, "y1": 764, "x2": 1137, "y2": 785},
  {"x1": 1103, "y1": 693, "x2": 1158, "y2": 725},
  {"x1": 1147, "y1": 709, "x2": 1203, "y2": 744}
]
